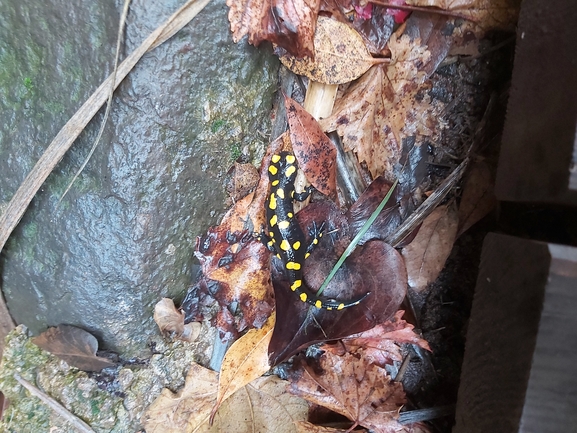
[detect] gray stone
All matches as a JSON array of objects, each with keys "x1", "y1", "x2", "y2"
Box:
[{"x1": 0, "y1": 0, "x2": 278, "y2": 356}]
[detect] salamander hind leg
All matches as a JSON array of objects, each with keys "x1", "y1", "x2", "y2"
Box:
[{"x1": 305, "y1": 221, "x2": 326, "y2": 257}]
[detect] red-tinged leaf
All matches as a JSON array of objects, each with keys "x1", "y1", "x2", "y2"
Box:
[
  {"x1": 187, "y1": 137, "x2": 291, "y2": 338},
  {"x1": 331, "y1": 310, "x2": 431, "y2": 367},
  {"x1": 268, "y1": 201, "x2": 407, "y2": 365},
  {"x1": 227, "y1": 0, "x2": 321, "y2": 58},
  {"x1": 288, "y1": 352, "x2": 406, "y2": 432},
  {"x1": 284, "y1": 95, "x2": 337, "y2": 197}
]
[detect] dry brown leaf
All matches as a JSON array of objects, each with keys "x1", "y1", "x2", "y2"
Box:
[
  {"x1": 142, "y1": 363, "x2": 218, "y2": 433},
  {"x1": 207, "y1": 375, "x2": 309, "y2": 433},
  {"x1": 211, "y1": 312, "x2": 275, "y2": 420},
  {"x1": 289, "y1": 352, "x2": 406, "y2": 432},
  {"x1": 407, "y1": 0, "x2": 520, "y2": 32},
  {"x1": 31, "y1": 325, "x2": 115, "y2": 372},
  {"x1": 227, "y1": 0, "x2": 320, "y2": 58},
  {"x1": 295, "y1": 421, "x2": 356, "y2": 432},
  {"x1": 321, "y1": 34, "x2": 444, "y2": 178},
  {"x1": 402, "y1": 204, "x2": 458, "y2": 292},
  {"x1": 279, "y1": 16, "x2": 380, "y2": 84},
  {"x1": 153, "y1": 298, "x2": 201, "y2": 342},
  {"x1": 457, "y1": 159, "x2": 496, "y2": 236},
  {"x1": 284, "y1": 95, "x2": 337, "y2": 197}
]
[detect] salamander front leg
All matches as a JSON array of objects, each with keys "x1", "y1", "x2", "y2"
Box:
[{"x1": 292, "y1": 186, "x2": 314, "y2": 202}]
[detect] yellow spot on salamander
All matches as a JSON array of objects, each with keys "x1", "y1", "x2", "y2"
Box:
[
  {"x1": 280, "y1": 239, "x2": 290, "y2": 251},
  {"x1": 315, "y1": 300, "x2": 322, "y2": 308},
  {"x1": 326, "y1": 306, "x2": 333, "y2": 311},
  {"x1": 268, "y1": 165, "x2": 278, "y2": 175},
  {"x1": 269, "y1": 231, "x2": 274, "y2": 237},
  {"x1": 269, "y1": 194, "x2": 277, "y2": 210},
  {"x1": 278, "y1": 220, "x2": 290, "y2": 230},
  {"x1": 300, "y1": 292, "x2": 307, "y2": 302},
  {"x1": 305, "y1": 252, "x2": 310, "y2": 259},
  {"x1": 271, "y1": 179, "x2": 279, "y2": 186},
  {"x1": 285, "y1": 165, "x2": 296, "y2": 177},
  {"x1": 276, "y1": 188, "x2": 285, "y2": 199},
  {"x1": 270, "y1": 214, "x2": 277, "y2": 226},
  {"x1": 272, "y1": 154, "x2": 281, "y2": 163},
  {"x1": 313, "y1": 238, "x2": 318, "y2": 245},
  {"x1": 293, "y1": 241, "x2": 301, "y2": 250},
  {"x1": 267, "y1": 240, "x2": 274, "y2": 247},
  {"x1": 287, "y1": 212, "x2": 293, "y2": 218},
  {"x1": 286, "y1": 261, "x2": 301, "y2": 270},
  {"x1": 286, "y1": 154, "x2": 296, "y2": 164},
  {"x1": 337, "y1": 303, "x2": 345, "y2": 310},
  {"x1": 276, "y1": 254, "x2": 281, "y2": 259},
  {"x1": 290, "y1": 280, "x2": 302, "y2": 291}
]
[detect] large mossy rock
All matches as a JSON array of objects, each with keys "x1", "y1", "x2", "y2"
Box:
[{"x1": 0, "y1": 0, "x2": 278, "y2": 356}]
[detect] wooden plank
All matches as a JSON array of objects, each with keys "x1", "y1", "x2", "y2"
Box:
[
  {"x1": 453, "y1": 234, "x2": 577, "y2": 432},
  {"x1": 495, "y1": 0, "x2": 577, "y2": 204}
]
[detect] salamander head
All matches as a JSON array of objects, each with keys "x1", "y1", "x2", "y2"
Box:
[{"x1": 268, "y1": 152, "x2": 298, "y2": 183}]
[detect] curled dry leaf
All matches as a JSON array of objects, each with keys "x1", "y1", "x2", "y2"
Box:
[
  {"x1": 279, "y1": 16, "x2": 381, "y2": 85},
  {"x1": 154, "y1": 298, "x2": 201, "y2": 342},
  {"x1": 211, "y1": 312, "x2": 275, "y2": 421},
  {"x1": 31, "y1": 325, "x2": 115, "y2": 372},
  {"x1": 142, "y1": 363, "x2": 218, "y2": 433},
  {"x1": 402, "y1": 204, "x2": 459, "y2": 292},
  {"x1": 227, "y1": 0, "x2": 320, "y2": 58},
  {"x1": 289, "y1": 351, "x2": 406, "y2": 432}
]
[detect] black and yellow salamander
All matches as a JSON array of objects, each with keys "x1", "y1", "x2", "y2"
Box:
[{"x1": 259, "y1": 152, "x2": 367, "y2": 310}]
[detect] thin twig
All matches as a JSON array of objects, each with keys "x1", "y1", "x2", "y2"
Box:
[
  {"x1": 57, "y1": 0, "x2": 132, "y2": 207},
  {"x1": 14, "y1": 373, "x2": 96, "y2": 433}
]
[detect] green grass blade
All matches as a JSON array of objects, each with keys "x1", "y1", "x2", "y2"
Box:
[{"x1": 316, "y1": 179, "x2": 398, "y2": 296}]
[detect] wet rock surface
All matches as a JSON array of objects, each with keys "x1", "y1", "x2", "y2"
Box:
[{"x1": 0, "y1": 0, "x2": 278, "y2": 356}]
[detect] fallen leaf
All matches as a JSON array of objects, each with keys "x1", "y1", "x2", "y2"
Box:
[
  {"x1": 295, "y1": 421, "x2": 355, "y2": 432},
  {"x1": 142, "y1": 363, "x2": 218, "y2": 432},
  {"x1": 457, "y1": 159, "x2": 496, "y2": 236},
  {"x1": 321, "y1": 34, "x2": 443, "y2": 178},
  {"x1": 185, "y1": 136, "x2": 288, "y2": 340},
  {"x1": 31, "y1": 325, "x2": 115, "y2": 372},
  {"x1": 406, "y1": 0, "x2": 521, "y2": 32},
  {"x1": 225, "y1": 162, "x2": 260, "y2": 205},
  {"x1": 284, "y1": 95, "x2": 337, "y2": 197},
  {"x1": 279, "y1": 16, "x2": 381, "y2": 84},
  {"x1": 208, "y1": 375, "x2": 309, "y2": 433},
  {"x1": 289, "y1": 351, "x2": 406, "y2": 432},
  {"x1": 402, "y1": 204, "x2": 458, "y2": 292},
  {"x1": 268, "y1": 200, "x2": 407, "y2": 365},
  {"x1": 227, "y1": 0, "x2": 320, "y2": 58},
  {"x1": 153, "y1": 298, "x2": 201, "y2": 342},
  {"x1": 333, "y1": 310, "x2": 431, "y2": 367},
  {"x1": 211, "y1": 312, "x2": 275, "y2": 420}
]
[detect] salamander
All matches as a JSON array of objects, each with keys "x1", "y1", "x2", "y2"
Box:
[{"x1": 259, "y1": 152, "x2": 367, "y2": 310}]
